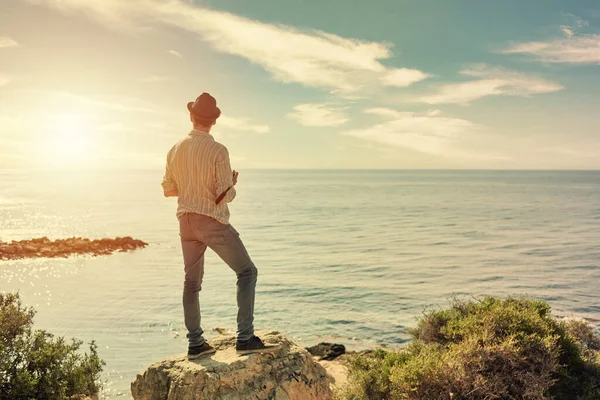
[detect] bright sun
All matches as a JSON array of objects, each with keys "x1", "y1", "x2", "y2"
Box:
[{"x1": 45, "y1": 113, "x2": 92, "y2": 166}]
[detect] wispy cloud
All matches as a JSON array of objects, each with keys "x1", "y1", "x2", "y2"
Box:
[
  {"x1": 419, "y1": 64, "x2": 563, "y2": 104},
  {"x1": 168, "y1": 49, "x2": 184, "y2": 58},
  {"x1": 218, "y1": 116, "x2": 270, "y2": 134},
  {"x1": 288, "y1": 103, "x2": 349, "y2": 127},
  {"x1": 560, "y1": 25, "x2": 575, "y2": 38},
  {"x1": 25, "y1": 90, "x2": 269, "y2": 134},
  {"x1": 365, "y1": 107, "x2": 442, "y2": 118},
  {"x1": 343, "y1": 108, "x2": 475, "y2": 156},
  {"x1": 364, "y1": 107, "x2": 406, "y2": 119},
  {"x1": 560, "y1": 13, "x2": 589, "y2": 39},
  {"x1": 503, "y1": 16, "x2": 599, "y2": 65},
  {"x1": 0, "y1": 36, "x2": 19, "y2": 48},
  {"x1": 48, "y1": 91, "x2": 163, "y2": 114},
  {"x1": 381, "y1": 68, "x2": 430, "y2": 87},
  {"x1": 138, "y1": 75, "x2": 175, "y2": 83},
  {"x1": 503, "y1": 34, "x2": 600, "y2": 64},
  {"x1": 29, "y1": 0, "x2": 429, "y2": 94}
]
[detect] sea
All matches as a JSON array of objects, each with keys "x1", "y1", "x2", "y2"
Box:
[{"x1": 1, "y1": 169, "x2": 599, "y2": 398}]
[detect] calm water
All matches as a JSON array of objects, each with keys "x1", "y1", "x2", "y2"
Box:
[{"x1": 1, "y1": 170, "x2": 600, "y2": 398}]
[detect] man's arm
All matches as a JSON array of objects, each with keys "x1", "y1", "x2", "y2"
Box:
[
  {"x1": 161, "y1": 154, "x2": 178, "y2": 197},
  {"x1": 215, "y1": 147, "x2": 236, "y2": 203}
]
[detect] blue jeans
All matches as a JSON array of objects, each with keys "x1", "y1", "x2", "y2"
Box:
[{"x1": 179, "y1": 213, "x2": 258, "y2": 346}]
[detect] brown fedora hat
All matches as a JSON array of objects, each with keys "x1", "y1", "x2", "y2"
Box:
[{"x1": 187, "y1": 92, "x2": 221, "y2": 121}]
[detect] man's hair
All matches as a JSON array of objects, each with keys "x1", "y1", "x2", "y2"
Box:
[{"x1": 192, "y1": 114, "x2": 215, "y2": 129}]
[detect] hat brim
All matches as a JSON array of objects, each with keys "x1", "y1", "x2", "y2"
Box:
[{"x1": 187, "y1": 102, "x2": 221, "y2": 120}]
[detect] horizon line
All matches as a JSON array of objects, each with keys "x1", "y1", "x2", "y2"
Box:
[{"x1": 2, "y1": 167, "x2": 600, "y2": 173}]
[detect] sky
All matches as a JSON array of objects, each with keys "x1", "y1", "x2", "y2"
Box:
[{"x1": 0, "y1": 0, "x2": 599, "y2": 170}]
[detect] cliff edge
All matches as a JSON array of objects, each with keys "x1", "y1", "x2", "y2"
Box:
[{"x1": 131, "y1": 330, "x2": 334, "y2": 400}]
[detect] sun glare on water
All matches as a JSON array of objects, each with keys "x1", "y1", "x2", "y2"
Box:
[{"x1": 45, "y1": 113, "x2": 93, "y2": 166}]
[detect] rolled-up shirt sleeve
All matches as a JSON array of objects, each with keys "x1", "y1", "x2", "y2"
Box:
[
  {"x1": 161, "y1": 151, "x2": 177, "y2": 192},
  {"x1": 215, "y1": 147, "x2": 236, "y2": 203}
]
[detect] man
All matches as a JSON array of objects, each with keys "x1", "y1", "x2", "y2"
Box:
[{"x1": 162, "y1": 93, "x2": 278, "y2": 360}]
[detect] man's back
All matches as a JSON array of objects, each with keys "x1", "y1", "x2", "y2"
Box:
[{"x1": 162, "y1": 129, "x2": 236, "y2": 224}]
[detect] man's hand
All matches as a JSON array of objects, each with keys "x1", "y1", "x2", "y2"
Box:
[
  {"x1": 164, "y1": 189, "x2": 179, "y2": 197},
  {"x1": 232, "y1": 170, "x2": 239, "y2": 186}
]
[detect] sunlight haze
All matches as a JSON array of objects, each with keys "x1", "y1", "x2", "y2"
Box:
[{"x1": 1, "y1": 0, "x2": 599, "y2": 170}]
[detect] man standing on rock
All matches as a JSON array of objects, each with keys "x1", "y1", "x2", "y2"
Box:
[{"x1": 162, "y1": 93, "x2": 278, "y2": 359}]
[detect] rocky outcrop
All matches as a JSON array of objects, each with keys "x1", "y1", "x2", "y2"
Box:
[
  {"x1": 131, "y1": 330, "x2": 333, "y2": 400},
  {"x1": 0, "y1": 237, "x2": 148, "y2": 260},
  {"x1": 306, "y1": 343, "x2": 346, "y2": 361}
]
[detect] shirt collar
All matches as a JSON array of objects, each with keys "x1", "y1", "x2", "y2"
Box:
[{"x1": 189, "y1": 129, "x2": 214, "y2": 140}]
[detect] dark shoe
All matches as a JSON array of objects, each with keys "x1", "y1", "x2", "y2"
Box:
[
  {"x1": 187, "y1": 342, "x2": 216, "y2": 360},
  {"x1": 236, "y1": 336, "x2": 280, "y2": 355}
]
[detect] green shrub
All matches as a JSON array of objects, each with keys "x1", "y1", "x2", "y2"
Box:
[
  {"x1": 337, "y1": 296, "x2": 600, "y2": 400},
  {"x1": 0, "y1": 292, "x2": 105, "y2": 400}
]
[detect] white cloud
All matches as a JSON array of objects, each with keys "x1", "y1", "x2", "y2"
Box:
[
  {"x1": 364, "y1": 107, "x2": 405, "y2": 119},
  {"x1": 503, "y1": 34, "x2": 600, "y2": 64},
  {"x1": 343, "y1": 109, "x2": 475, "y2": 155},
  {"x1": 420, "y1": 79, "x2": 505, "y2": 105},
  {"x1": 288, "y1": 103, "x2": 349, "y2": 127},
  {"x1": 503, "y1": 16, "x2": 600, "y2": 64},
  {"x1": 561, "y1": 14, "x2": 589, "y2": 30},
  {"x1": 0, "y1": 37, "x2": 19, "y2": 48},
  {"x1": 381, "y1": 68, "x2": 429, "y2": 87},
  {"x1": 419, "y1": 64, "x2": 563, "y2": 104},
  {"x1": 218, "y1": 116, "x2": 270, "y2": 134},
  {"x1": 560, "y1": 25, "x2": 574, "y2": 38},
  {"x1": 28, "y1": 0, "x2": 429, "y2": 93},
  {"x1": 168, "y1": 49, "x2": 184, "y2": 58}
]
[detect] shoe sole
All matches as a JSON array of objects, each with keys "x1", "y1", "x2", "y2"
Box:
[
  {"x1": 187, "y1": 348, "x2": 216, "y2": 360},
  {"x1": 236, "y1": 344, "x2": 281, "y2": 355}
]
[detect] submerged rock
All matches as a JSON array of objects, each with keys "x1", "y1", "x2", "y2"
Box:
[
  {"x1": 0, "y1": 236, "x2": 148, "y2": 260},
  {"x1": 131, "y1": 330, "x2": 333, "y2": 400}
]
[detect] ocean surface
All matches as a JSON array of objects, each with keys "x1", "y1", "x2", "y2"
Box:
[{"x1": 1, "y1": 169, "x2": 600, "y2": 398}]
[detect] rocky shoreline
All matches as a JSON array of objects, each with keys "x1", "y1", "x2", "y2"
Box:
[
  {"x1": 129, "y1": 327, "x2": 380, "y2": 400},
  {"x1": 0, "y1": 236, "x2": 148, "y2": 260}
]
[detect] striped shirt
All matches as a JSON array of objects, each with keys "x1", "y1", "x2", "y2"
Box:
[{"x1": 161, "y1": 129, "x2": 236, "y2": 224}]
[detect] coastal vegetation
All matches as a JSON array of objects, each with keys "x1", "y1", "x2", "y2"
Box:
[
  {"x1": 0, "y1": 292, "x2": 105, "y2": 400},
  {"x1": 337, "y1": 296, "x2": 600, "y2": 400}
]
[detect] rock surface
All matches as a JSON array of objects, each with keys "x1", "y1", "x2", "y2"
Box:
[
  {"x1": 0, "y1": 236, "x2": 148, "y2": 260},
  {"x1": 131, "y1": 330, "x2": 333, "y2": 400},
  {"x1": 306, "y1": 343, "x2": 346, "y2": 361},
  {"x1": 317, "y1": 359, "x2": 348, "y2": 388}
]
